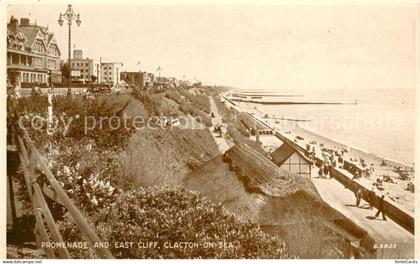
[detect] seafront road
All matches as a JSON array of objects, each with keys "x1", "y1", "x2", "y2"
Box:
[{"x1": 312, "y1": 176, "x2": 414, "y2": 258}]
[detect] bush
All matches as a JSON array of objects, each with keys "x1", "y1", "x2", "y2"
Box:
[
  {"x1": 58, "y1": 186, "x2": 292, "y2": 259},
  {"x1": 177, "y1": 88, "x2": 211, "y2": 114},
  {"x1": 235, "y1": 121, "x2": 250, "y2": 137},
  {"x1": 226, "y1": 125, "x2": 266, "y2": 155},
  {"x1": 133, "y1": 90, "x2": 163, "y2": 116},
  {"x1": 179, "y1": 102, "x2": 212, "y2": 127},
  {"x1": 164, "y1": 89, "x2": 183, "y2": 104},
  {"x1": 13, "y1": 94, "x2": 136, "y2": 149},
  {"x1": 45, "y1": 138, "x2": 120, "y2": 213},
  {"x1": 226, "y1": 124, "x2": 243, "y2": 144},
  {"x1": 50, "y1": 95, "x2": 134, "y2": 148}
]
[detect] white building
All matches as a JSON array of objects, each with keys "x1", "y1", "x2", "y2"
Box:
[
  {"x1": 69, "y1": 50, "x2": 101, "y2": 83},
  {"x1": 100, "y1": 62, "x2": 122, "y2": 85}
]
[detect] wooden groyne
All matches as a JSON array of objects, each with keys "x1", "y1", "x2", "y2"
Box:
[{"x1": 230, "y1": 98, "x2": 355, "y2": 105}]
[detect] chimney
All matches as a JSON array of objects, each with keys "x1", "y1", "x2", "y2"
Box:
[
  {"x1": 20, "y1": 18, "x2": 30, "y2": 26},
  {"x1": 9, "y1": 16, "x2": 18, "y2": 31}
]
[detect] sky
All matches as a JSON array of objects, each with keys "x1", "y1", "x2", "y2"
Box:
[{"x1": 6, "y1": 3, "x2": 416, "y2": 90}]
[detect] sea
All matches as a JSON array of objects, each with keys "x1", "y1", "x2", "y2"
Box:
[{"x1": 235, "y1": 88, "x2": 416, "y2": 165}]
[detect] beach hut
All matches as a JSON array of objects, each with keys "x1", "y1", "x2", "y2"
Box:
[{"x1": 271, "y1": 142, "x2": 312, "y2": 178}]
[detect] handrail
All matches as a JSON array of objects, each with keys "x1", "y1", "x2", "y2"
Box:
[
  {"x1": 17, "y1": 135, "x2": 70, "y2": 258},
  {"x1": 17, "y1": 129, "x2": 114, "y2": 259}
]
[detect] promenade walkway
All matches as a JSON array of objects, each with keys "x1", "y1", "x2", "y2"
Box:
[{"x1": 312, "y1": 176, "x2": 414, "y2": 258}]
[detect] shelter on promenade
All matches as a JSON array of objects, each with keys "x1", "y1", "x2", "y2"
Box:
[{"x1": 271, "y1": 141, "x2": 312, "y2": 179}]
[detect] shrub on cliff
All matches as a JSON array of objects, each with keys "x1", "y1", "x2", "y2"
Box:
[
  {"x1": 164, "y1": 89, "x2": 183, "y2": 104},
  {"x1": 50, "y1": 95, "x2": 134, "y2": 148},
  {"x1": 179, "y1": 102, "x2": 212, "y2": 127},
  {"x1": 226, "y1": 125, "x2": 266, "y2": 155},
  {"x1": 58, "y1": 186, "x2": 292, "y2": 259}
]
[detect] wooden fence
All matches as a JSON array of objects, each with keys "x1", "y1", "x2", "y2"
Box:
[{"x1": 15, "y1": 128, "x2": 114, "y2": 259}]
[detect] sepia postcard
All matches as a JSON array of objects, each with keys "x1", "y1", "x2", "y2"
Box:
[{"x1": 1, "y1": 0, "x2": 419, "y2": 261}]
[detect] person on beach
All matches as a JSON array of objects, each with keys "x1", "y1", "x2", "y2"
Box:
[
  {"x1": 323, "y1": 164, "x2": 329, "y2": 177},
  {"x1": 374, "y1": 195, "x2": 387, "y2": 220},
  {"x1": 318, "y1": 167, "x2": 323, "y2": 178},
  {"x1": 351, "y1": 171, "x2": 360, "y2": 181},
  {"x1": 366, "y1": 188, "x2": 375, "y2": 210},
  {"x1": 370, "y1": 164, "x2": 375, "y2": 174}
]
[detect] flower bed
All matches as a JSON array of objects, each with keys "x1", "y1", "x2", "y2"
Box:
[
  {"x1": 12, "y1": 93, "x2": 293, "y2": 259},
  {"x1": 58, "y1": 186, "x2": 292, "y2": 259}
]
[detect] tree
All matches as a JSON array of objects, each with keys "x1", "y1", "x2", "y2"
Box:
[
  {"x1": 90, "y1": 75, "x2": 97, "y2": 83},
  {"x1": 61, "y1": 61, "x2": 69, "y2": 80}
]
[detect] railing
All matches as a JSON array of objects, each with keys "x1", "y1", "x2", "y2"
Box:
[
  {"x1": 15, "y1": 127, "x2": 114, "y2": 259},
  {"x1": 331, "y1": 167, "x2": 415, "y2": 235}
]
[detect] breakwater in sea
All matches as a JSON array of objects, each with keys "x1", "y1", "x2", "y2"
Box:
[
  {"x1": 228, "y1": 91, "x2": 356, "y2": 105},
  {"x1": 232, "y1": 88, "x2": 415, "y2": 165}
]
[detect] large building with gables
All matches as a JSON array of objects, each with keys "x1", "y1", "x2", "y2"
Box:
[{"x1": 7, "y1": 16, "x2": 62, "y2": 87}]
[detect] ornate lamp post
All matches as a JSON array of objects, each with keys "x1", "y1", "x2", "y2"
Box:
[{"x1": 58, "y1": 4, "x2": 81, "y2": 93}]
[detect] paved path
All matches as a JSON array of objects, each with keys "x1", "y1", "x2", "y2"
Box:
[
  {"x1": 208, "y1": 96, "x2": 231, "y2": 153},
  {"x1": 312, "y1": 176, "x2": 414, "y2": 258}
]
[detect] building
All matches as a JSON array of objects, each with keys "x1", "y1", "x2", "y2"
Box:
[
  {"x1": 120, "y1": 71, "x2": 142, "y2": 85},
  {"x1": 120, "y1": 71, "x2": 156, "y2": 90},
  {"x1": 142, "y1": 72, "x2": 155, "y2": 87},
  {"x1": 179, "y1": 79, "x2": 191, "y2": 87},
  {"x1": 167, "y1": 77, "x2": 179, "y2": 88},
  {"x1": 271, "y1": 141, "x2": 312, "y2": 178},
  {"x1": 73, "y1": 49, "x2": 83, "y2": 59},
  {"x1": 68, "y1": 50, "x2": 100, "y2": 83},
  {"x1": 7, "y1": 16, "x2": 62, "y2": 86},
  {"x1": 100, "y1": 62, "x2": 122, "y2": 85}
]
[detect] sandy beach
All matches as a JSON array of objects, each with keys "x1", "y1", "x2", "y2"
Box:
[{"x1": 237, "y1": 101, "x2": 415, "y2": 213}]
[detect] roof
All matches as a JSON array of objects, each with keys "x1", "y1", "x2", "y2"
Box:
[
  {"x1": 46, "y1": 33, "x2": 55, "y2": 46},
  {"x1": 18, "y1": 26, "x2": 41, "y2": 49},
  {"x1": 271, "y1": 142, "x2": 312, "y2": 165},
  {"x1": 271, "y1": 143, "x2": 296, "y2": 165}
]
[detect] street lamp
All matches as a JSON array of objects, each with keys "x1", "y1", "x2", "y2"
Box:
[{"x1": 58, "y1": 4, "x2": 81, "y2": 94}]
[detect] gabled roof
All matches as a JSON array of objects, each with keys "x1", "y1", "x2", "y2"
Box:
[
  {"x1": 18, "y1": 26, "x2": 50, "y2": 52},
  {"x1": 271, "y1": 142, "x2": 312, "y2": 165},
  {"x1": 271, "y1": 143, "x2": 296, "y2": 165},
  {"x1": 47, "y1": 33, "x2": 54, "y2": 46},
  {"x1": 18, "y1": 27, "x2": 39, "y2": 49}
]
